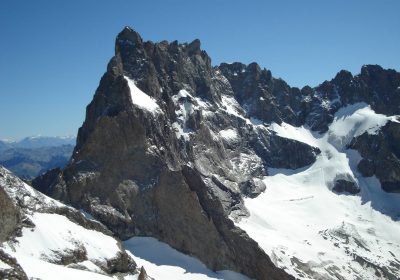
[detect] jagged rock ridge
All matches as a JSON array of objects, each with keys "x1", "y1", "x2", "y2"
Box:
[{"x1": 33, "y1": 26, "x2": 400, "y2": 279}]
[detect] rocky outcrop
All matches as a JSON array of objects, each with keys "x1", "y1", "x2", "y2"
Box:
[
  {"x1": 219, "y1": 62, "x2": 302, "y2": 125},
  {"x1": 350, "y1": 120, "x2": 400, "y2": 192},
  {"x1": 332, "y1": 179, "x2": 360, "y2": 195},
  {"x1": 0, "y1": 249, "x2": 28, "y2": 280},
  {"x1": 138, "y1": 266, "x2": 153, "y2": 280},
  {"x1": 256, "y1": 133, "x2": 321, "y2": 169},
  {"x1": 0, "y1": 185, "x2": 20, "y2": 243},
  {"x1": 32, "y1": 167, "x2": 61, "y2": 194}
]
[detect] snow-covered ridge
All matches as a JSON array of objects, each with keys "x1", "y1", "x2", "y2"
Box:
[
  {"x1": 327, "y1": 102, "x2": 399, "y2": 148},
  {"x1": 0, "y1": 166, "x2": 64, "y2": 211},
  {"x1": 236, "y1": 104, "x2": 400, "y2": 280}
]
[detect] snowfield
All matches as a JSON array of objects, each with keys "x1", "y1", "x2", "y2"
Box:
[
  {"x1": 124, "y1": 237, "x2": 250, "y2": 280},
  {"x1": 5, "y1": 212, "x2": 122, "y2": 264},
  {"x1": 236, "y1": 103, "x2": 400, "y2": 279}
]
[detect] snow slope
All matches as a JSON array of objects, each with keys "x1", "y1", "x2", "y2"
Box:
[
  {"x1": 5, "y1": 213, "x2": 121, "y2": 265},
  {"x1": 236, "y1": 103, "x2": 400, "y2": 279},
  {"x1": 3, "y1": 212, "x2": 142, "y2": 280},
  {"x1": 0, "y1": 166, "x2": 139, "y2": 280},
  {"x1": 124, "y1": 237, "x2": 250, "y2": 280}
]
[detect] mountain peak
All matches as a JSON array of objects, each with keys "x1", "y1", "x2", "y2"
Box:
[
  {"x1": 187, "y1": 38, "x2": 201, "y2": 55},
  {"x1": 361, "y1": 64, "x2": 384, "y2": 73},
  {"x1": 115, "y1": 26, "x2": 144, "y2": 51},
  {"x1": 333, "y1": 69, "x2": 353, "y2": 85}
]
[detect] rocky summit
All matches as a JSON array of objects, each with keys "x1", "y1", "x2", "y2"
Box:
[{"x1": 27, "y1": 27, "x2": 400, "y2": 280}]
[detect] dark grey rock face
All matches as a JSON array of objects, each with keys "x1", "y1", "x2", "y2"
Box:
[
  {"x1": 258, "y1": 134, "x2": 321, "y2": 169},
  {"x1": 32, "y1": 167, "x2": 61, "y2": 194},
  {"x1": 332, "y1": 179, "x2": 360, "y2": 194},
  {"x1": 350, "y1": 120, "x2": 400, "y2": 193},
  {"x1": 0, "y1": 185, "x2": 20, "y2": 243},
  {"x1": 32, "y1": 27, "x2": 400, "y2": 279},
  {"x1": 219, "y1": 62, "x2": 303, "y2": 126},
  {"x1": 0, "y1": 249, "x2": 28, "y2": 280},
  {"x1": 239, "y1": 178, "x2": 266, "y2": 198}
]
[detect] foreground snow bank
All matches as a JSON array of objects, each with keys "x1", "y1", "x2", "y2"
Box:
[
  {"x1": 124, "y1": 237, "x2": 250, "y2": 280},
  {"x1": 0, "y1": 166, "x2": 138, "y2": 279},
  {"x1": 2, "y1": 211, "x2": 138, "y2": 280},
  {"x1": 8, "y1": 212, "x2": 121, "y2": 263}
]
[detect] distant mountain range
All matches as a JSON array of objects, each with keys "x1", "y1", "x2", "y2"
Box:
[
  {"x1": 0, "y1": 136, "x2": 76, "y2": 179},
  {"x1": 0, "y1": 136, "x2": 76, "y2": 150}
]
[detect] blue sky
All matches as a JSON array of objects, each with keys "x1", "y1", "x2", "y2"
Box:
[{"x1": 1, "y1": 0, "x2": 399, "y2": 139}]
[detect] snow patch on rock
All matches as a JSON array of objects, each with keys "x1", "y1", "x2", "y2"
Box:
[
  {"x1": 269, "y1": 122, "x2": 319, "y2": 147},
  {"x1": 328, "y1": 102, "x2": 397, "y2": 148},
  {"x1": 124, "y1": 76, "x2": 160, "y2": 113},
  {"x1": 0, "y1": 259, "x2": 11, "y2": 270},
  {"x1": 219, "y1": 128, "x2": 238, "y2": 141}
]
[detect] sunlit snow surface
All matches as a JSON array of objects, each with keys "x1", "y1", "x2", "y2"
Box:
[
  {"x1": 236, "y1": 103, "x2": 400, "y2": 279},
  {"x1": 2, "y1": 212, "x2": 128, "y2": 280},
  {"x1": 124, "y1": 237, "x2": 250, "y2": 280},
  {"x1": 219, "y1": 128, "x2": 238, "y2": 141}
]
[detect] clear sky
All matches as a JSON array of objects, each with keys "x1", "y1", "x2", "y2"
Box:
[{"x1": 1, "y1": 0, "x2": 399, "y2": 140}]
